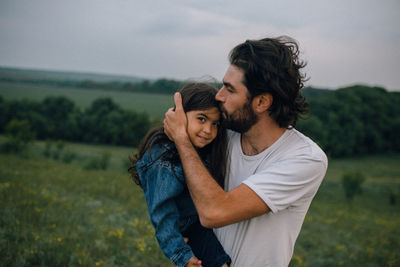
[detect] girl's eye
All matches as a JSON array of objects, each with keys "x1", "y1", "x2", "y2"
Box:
[
  {"x1": 198, "y1": 117, "x2": 206, "y2": 122},
  {"x1": 212, "y1": 121, "x2": 220, "y2": 127}
]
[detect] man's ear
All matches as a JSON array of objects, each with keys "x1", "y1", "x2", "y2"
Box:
[{"x1": 253, "y1": 93, "x2": 273, "y2": 113}]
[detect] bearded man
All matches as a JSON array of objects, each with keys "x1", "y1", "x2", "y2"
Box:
[{"x1": 164, "y1": 36, "x2": 328, "y2": 267}]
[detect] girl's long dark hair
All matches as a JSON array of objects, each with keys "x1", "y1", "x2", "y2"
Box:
[{"x1": 128, "y1": 83, "x2": 227, "y2": 188}]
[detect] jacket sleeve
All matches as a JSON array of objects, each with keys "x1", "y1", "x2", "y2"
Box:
[{"x1": 137, "y1": 153, "x2": 194, "y2": 267}]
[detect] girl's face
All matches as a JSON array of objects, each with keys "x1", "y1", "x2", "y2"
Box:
[{"x1": 186, "y1": 107, "x2": 220, "y2": 148}]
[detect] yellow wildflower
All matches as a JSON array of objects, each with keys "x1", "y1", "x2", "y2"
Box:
[
  {"x1": 136, "y1": 238, "x2": 146, "y2": 252},
  {"x1": 336, "y1": 244, "x2": 346, "y2": 251},
  {"x1": 129, "y1": 218, "x2": 139, "y2": 228},
  {"x1": 108, "y1": 229, "x2": 124, "y2": 239}
]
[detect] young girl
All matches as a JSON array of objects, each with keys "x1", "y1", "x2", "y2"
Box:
[{"x1": 129, "y1": 83, "x2": 231, "y2": 267}]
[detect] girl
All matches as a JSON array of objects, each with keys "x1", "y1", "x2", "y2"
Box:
[{"x1": 129, "y1": 83, "x2": 231, "y2": 267}]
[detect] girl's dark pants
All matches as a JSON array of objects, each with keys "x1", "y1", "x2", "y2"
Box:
[{"x1": 182, "y1": 221, "x2": 231, "y2": 267}]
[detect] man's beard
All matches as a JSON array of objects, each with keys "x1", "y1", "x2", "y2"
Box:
[{"x1": 221, "y1": 100, "x2": 258, "y2": 134}]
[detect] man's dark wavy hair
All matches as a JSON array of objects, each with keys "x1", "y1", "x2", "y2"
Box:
[{"x1": 229, "y1": 36, "x2": 309, "y2": 128}]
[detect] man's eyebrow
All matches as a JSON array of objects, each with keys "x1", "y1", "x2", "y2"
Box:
[{"x1": 222, "y1": 81, "x2": 234, "y2": 89}]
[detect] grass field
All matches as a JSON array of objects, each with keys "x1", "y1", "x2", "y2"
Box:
[
  {"x1": 1, "y1": 138, "x2": 399, "y2": 266},
  {"x1": 0, "y1": 81, "x2": 173, "y2": 118}
]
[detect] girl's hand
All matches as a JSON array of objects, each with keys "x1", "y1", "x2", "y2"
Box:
[{"x1": 185, "y1": 256, "x2": 202, "y2": 267}]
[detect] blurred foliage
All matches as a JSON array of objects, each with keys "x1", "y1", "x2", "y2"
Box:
[
  {"x1": 0, "y1": 96, "x2": 152, "y2": 148},
  {"x1": 84, "y1": 151, "x2": 111, "y2": 170},
  {"x1": 0, "y1": 83, "x2": 399, "y2": 157},
  {"x1": 1, "y1": 118, "x2": 35, "y2": 153},
  {"x1": 341, "y1": 170, "x2": 366, "y2": 200},
  {"x1": 297, "y1": 85, "x2": 400, "y2": 157}
]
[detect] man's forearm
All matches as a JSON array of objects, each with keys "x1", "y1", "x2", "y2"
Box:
[{"x1": 174, "y1": 138, "x2": 227, "y2": 227}]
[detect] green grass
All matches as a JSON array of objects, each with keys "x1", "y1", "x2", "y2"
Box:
[
  {"x1": 0, "y1": 81, "x2": 173, "y2": 118},
  {"x1": 0, "y1": 139, "x2": 174, "y2": 267},
  {"x1": 1, "y1": 139, "x2": 399, "y2": 266},
  {"x1": 291, "y1": 154, "x2": 400, "y2": 266}
]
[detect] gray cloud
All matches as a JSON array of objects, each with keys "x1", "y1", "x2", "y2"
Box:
[{"x1": 0, "y1": 0, "x2": 399, "y2": 90}]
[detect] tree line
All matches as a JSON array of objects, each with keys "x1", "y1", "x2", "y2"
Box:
[
  {"x1": 0, "y1": 84, "x2": 399, "y2": 157},
  {"x1": 297, "y1": 85, "x2": 400, "y2": 157},
  {"x1": 0, "y1": 96, "x2": 152, "y2": 148}
]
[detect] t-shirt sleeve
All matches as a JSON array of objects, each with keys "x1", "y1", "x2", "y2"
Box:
[{"x1": 242, "y1": 156, "x2": 327, "y2": 213}]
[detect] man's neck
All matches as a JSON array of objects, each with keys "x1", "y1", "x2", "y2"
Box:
[{"x1": 240, "y1": 118, "x2": 286, "y2": 156}]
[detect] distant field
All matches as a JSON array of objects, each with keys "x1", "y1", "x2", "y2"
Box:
[
  {"x1": 1, "y1": 137, "x2": 399, "y2": 266},
  {"x1": 0, "y1": 81, "x2": 173, "y2": 118}
]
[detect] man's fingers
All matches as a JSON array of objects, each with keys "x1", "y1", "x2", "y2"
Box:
[
  {"x1": 163, "y1": 118, "x2": 173, "y2": 141},
  {"x1": 165, "y1": 107, "x2": 175, "y2": 116},
  {"x1": 164, "y1": 108, "x2": 174, "y2": 125},
  {"x1": 174, "y1": 92, "x2": 184, "y2": 112}
]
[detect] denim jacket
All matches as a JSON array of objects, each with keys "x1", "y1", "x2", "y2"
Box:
[{"x1": 136, "y1": 139, "x2": 201, "y2": 267}]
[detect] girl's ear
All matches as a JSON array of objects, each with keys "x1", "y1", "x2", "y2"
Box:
[{"x1": 253, "y1": 93, "x2": 273, "y2": 113}]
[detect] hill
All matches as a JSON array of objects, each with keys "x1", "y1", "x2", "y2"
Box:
[{"x1": 0, "y1": 66, "x2": 146, "y2": 83}]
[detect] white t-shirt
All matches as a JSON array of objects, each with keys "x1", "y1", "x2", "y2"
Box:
[{"x1": 214, "y1": 128, "x2": 328, "y2": 267}]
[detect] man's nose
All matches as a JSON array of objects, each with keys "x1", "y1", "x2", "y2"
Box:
[{"x1": 215, "y1": 87, "x2": 225, "y2": 102}]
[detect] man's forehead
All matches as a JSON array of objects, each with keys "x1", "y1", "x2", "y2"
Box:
[
  {"x1": 223, "y1": 65, "x2": 247, "y2": 93},
  {"x1": 223, "y1": 65, "x2": 245, "y2": 81}
]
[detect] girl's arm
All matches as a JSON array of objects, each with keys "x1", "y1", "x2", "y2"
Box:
[{"x1": 138, "y1": 150, "x2": 196, "y2": 267}]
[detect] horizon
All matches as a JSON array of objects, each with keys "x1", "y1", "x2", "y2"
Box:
[{"x1": 0, "y1": 65, "x2": 397, "y2": 92}]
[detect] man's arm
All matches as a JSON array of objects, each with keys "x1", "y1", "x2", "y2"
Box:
[{"x1": 164, "y1": 93, "x2": 269, "y2": 228}]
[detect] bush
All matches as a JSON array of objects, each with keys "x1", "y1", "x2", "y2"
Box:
[
  {"x1": 2, "y1": 119, "x2": 35, "y2": 153},
  {"x1": 43, "y1": 140, "x2": 53, "y2": 157},
  {"x1": 61, "y1": 151, "x2": 77, "y2": 164},
  {"x1": 341, "y1": 170, "x2": 366, "y2": 200},
  {"x1": 43, "y1": 140, "x2": 75, "y2": 164},
  {"x1": 83, "y1": 158, "x2": 102, "y2": 170},
  {"x1": 83, "y1": 151, "x2": 111, "y2": 170},
  {"x1": 99, "y1": 151, "x2": 111, "y2": 170},
  {"x1": 52, "y1": 140, "x2": 65, "y2": 159}
]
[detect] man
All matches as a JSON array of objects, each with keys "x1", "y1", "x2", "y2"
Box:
[{"x1": 164, "y1": 36, "x2": 328, "y2": 266}]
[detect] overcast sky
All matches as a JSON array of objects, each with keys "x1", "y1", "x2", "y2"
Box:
[{"x1": 0, "y1": 0, "x2": 399, "y2": 90}]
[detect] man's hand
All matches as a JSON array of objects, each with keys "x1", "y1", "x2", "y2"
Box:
[
  {"x1": 164, "y1": 92, "x2": 190, "y2": 145},
  {"x1": 185, "y1": 256, "x2": 202, "y2": 267}
]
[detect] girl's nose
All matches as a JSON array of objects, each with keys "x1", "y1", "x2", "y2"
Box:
[{"x1": 203, "y1": 123, "x2": 212, "y2": 134}]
